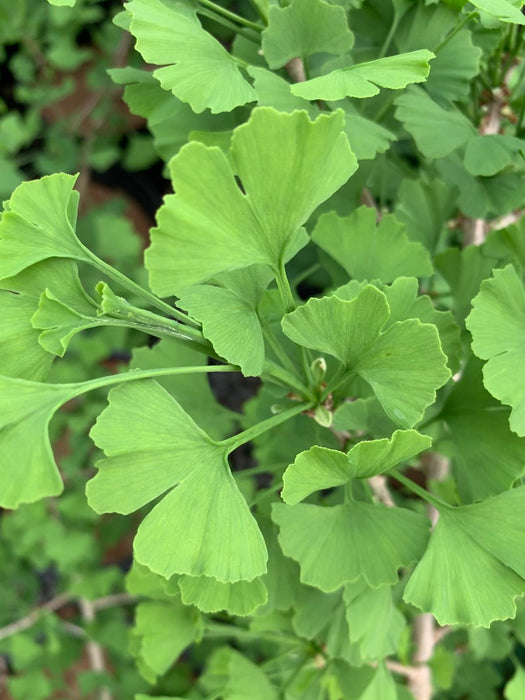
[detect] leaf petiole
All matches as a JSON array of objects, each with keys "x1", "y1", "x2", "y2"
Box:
[
  {"x1": 390, "y1": 469, "x2": 449, "y2": 510},
  {"x1": 196, "y1": 0, "x2": 263, "y2": 32}
]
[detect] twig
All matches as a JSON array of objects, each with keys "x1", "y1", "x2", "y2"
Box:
[
  {"x1": 360, "y1": 188, "x2": 383, "y2": 222},
  {"x1": 79, "y1": 598, "x2": 112, "y2": 700},
  {"x1": 285, "y1": 57, "x2": 306, "y2": 83},
  {"x1": 367, "y1": 475, "x2": 395, "y2": 507},
  {"x1": 0, "y1": 592, "x2": 72, "y2": 641}
]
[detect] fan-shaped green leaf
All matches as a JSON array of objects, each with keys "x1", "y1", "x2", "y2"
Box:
[
  {"x1": 343, "y1": 579, "x2": 405, "y2": 661},
  {"x1": 130, "y1": 339, "x2": 235, "y2": 440},
  {"x1": 505, "y1": 666, "x2": 525, "y2": 700},
  {"x1": 470, "y1": 0, "x2": 525, "y2": 24},
  {"x1": 394, "y1": 177, "x2": 455, "y2": 251},
  {"x1": 125, "y1": 0, "x2": 256, "y2": 113},
  {"x1": 394, "y1": 86, "x2": 476, "y2": 159},
  {"x1": 146, "y1": 108, "x2": 356, "y2": 295},
  {"x1": 404, "y1": 487, "x2": 525, "y2": 626},
  {"x1": 343, "y1": 109, "x2": 396, "y2": 160},
  {"x1": 261, "y1": 0, "x2": 354, "y2": 69},
  {"x1": 282, "y1": 286, "x2": 450, "y2": 427},
  {"x1": 292, "y1": 50, "x2": 434, "y2": 101},
  {"x1": 132, "y1": 599, "x2": 199, "y2": 680},
  {"x1": 273, "y1": 501, "x2": 429, "y2": 590},
  {"x1": 440, "y1": 359, "x2": 525, "y2": 501},
  {"x1": 0, "y1": 174, "x2": 90, "y2": 279},
  {"x1": 87, "y1": 379, "x2": 267, "y2": 581},
  {"x1": 203, "y1": 647, "x2": 279, "y2": 700},
  {"x1": 312, "y1": 207, "x2": 433, "y2": 283},
  {"x1": 282, "y1": 430, "x2": 430, "y2": 504},
  {"x1": 177, "y1": 266, "x2": 271, "y2": 376},
  {"x1": 178, "y1": 575, "x2": 267, "y2": 616},
  {"x1": 464, "y1": 134, "x2": 525, "y2": 177},
  {"x1": 467, "y1": 264, "x2": 525, "y2": 436},
  {"x1": 0, "y1": 377, "x2": 78, "y2": 508}
]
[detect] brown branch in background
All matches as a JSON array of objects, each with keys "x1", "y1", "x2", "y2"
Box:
[
  {"x1": 360, "y1": 187, "x2": 383, "y2": 223},
  {"x1": 368, "y1": 475, "x2": 395, "y2": 507},
  {"x1": 285, "y1": 57, "x2": 306, "y2": 83},
  {"x1": 407, "y1": 453, "x2": 450, "y2": 700},
  {"x1": 79, "y1": 598, "x2": 112, "y2": 700}
]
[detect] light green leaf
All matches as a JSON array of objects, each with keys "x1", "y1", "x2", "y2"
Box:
[
  {"x1": 87, "y1": 379, "x2": 267, "y2": 581},
  {"x1": 273, "y1": 501, "x2": 429, "y2": 590},
  {"x1": 394, "y1": 86, "x2": 476, "y2": 159},
  {"x1": 0, "y1": 377, "x2": 77, "y2": 508},
  {"x1": 470, "y1": 0, "x2": 525, "y2": 24},
  {"x1": 249, "y1": 66, "x2": 317, "y2": 116},
  {"x1": 344, "y1": 579, "x2": 405, "y2": 661},
  {"x1": 130, "y1": 339, "x2": 234, "y2": 440},
  {"x1": 464, "y1": 134, "x2": 525, "y2": 177},
  {"x1": 343, "y1": 109, "x2": 396, "y2": 160},
  {"x1": 261, "y1": 0, "x2": 354, "y2": 69},
  {"x1": 440, "y1": 359, "x2": 525, "y2": 501},
  {"x1": 312, "y1": 207, "x2": 433, "y2": 283},
  {"x1": 125, "y1": 0, "x2": 256, "y2": 113},
  {"x1": 404, "y1": 487, "x2": 525, "y2": 626},
  {"x1": 146, "y1": 108, "x2": 356, "y2": 295},
  {"x1": 282, "y1": 430, "x2": 431, "y2": 504},
  {"x1": 505, "y1": 666, "x2": 525, "y2": 700},
  {"x1": 467, "y1": 264, "x2": 525, "y2": 436},
  {"x1": 133, "y1": 599, "x2": 198, "y2": 679},
  {"x1": 394, "y1": 177, "x2": 455, "y2": 251},
  {"x1": 292, "y1": 50, "x2": 434, "y2": 101},
  {"x1": 426, "y1": 30, "x2": 482, "y2": 103},
  {"x1": 203, "y1": 647, "x2": 278, "y2": 700},
  {"x1": 177, "y1": 266, "x2": 271, "y2": 376},
  {"x1": 380, "y1": 277, "x2": 462, "y2": 373},
  {"x1": 178, "y1": 575, "x2": 267, "y2": 616},
  {"x1": 46, "y1": 0, "x2": 76, "y2": 5},
  {"x1": 0, "y1": 174, "x2": 90, "y2": 279},
  {"x1": 282, "y1": 286, "x2": 450, "y2": 427}
]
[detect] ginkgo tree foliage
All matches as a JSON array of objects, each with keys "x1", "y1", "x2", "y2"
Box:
[{"x1": 3, "y1": 0, "x2": 525, "y2": 698}]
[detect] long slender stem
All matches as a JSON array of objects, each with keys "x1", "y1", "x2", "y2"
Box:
[
  {"x1": 196, "y1": 8, "x2": 261, "y2": 43},
  {"x1": 196, "y1": 0, "x2": 263, "y2": 31},
  {"x1": 261, "y1": 320, "x2": 300, "y2": 378},
  {"x1": 263, "y1": 360, "x2": 313, "y2": 399},
  {"x1": 65, "y1": 364, "x2": 238, "y2": 398},
  {"x1": 274, "y1": 263, "x2": 296, "y2": 313},
  {"x1": 81, "y1": 245, "x2": 201, "y2": 328},
  {"x1": 223, "y1": 401, "x2": 312, "y2": 452},
  {"x1": 434, "y1": 11, "x2": 476, "y2": 54},
  {"x1": 390, "y1": 469, "x2": 448, "y2": 511}
]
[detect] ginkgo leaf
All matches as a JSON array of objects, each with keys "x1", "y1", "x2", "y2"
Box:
[
  {"x1": 132, "y1": 599, "x2": 199, "y2": 680},
  {"x1": 470, "y1": 0, "x2": 525, "y2": 24},
  {"x1": 177, "y1": 266, "x2": 271, "y2": 376},
  {"x1": 404, "y1": 487, "x2": 525, "y2": 626},
  {"x1": 282, "y1": 286, "x2": 450, "y2": 427},
  {"x1": 342, "y1": 109, "x2": 396, "y2": 160},
  {"x1": 86, "y1": 379, "x2": 267, "y2": 581},
  {"x1": 146, "y1": 108, "x2": 356, "y2": 295},
  {"x1": 273, "y1": 501, "x2": 429, "y2": 591},
  {"x1": 464, "y1": 134, "x2": 525, "y2": 177},
  {"x1": 343, "y1": 579, "x2": 405, "y2": 661},
  {"x1": 177, "y1": 574, "x2": 267, "y2": 616},
  {"x1": 467, "y1": 264, "x2": 525, "y2": 436},
  {"x1": 394, "y1": 177, "x2": 455, "y2": 251},
  {"x1": 46, "y1": 0, "x2": 77, "y2": 5},
  {"x1": 0, "y1": 377, "x2": 78, "y2": 508},
  {"x1": 203, "y1": 647, "x2": 278, "y2": 700},
  {"x1": 282, "y1": 430, "x2": 431, "y2": 504},
  {"x1": 439, "y1": 359, "x2": 525, "y2": 501},
  {"x1": 505, "y1": 666, "x2": 525, "y2": 700},
  {"x1": 125, "y1": 0, "x2": 256, "y2": 113},
  {"x1": 0, "y1": 174, "x2": 90, "y2": 279},
  {"x1": 312, "y1": 207, "x2": 433, "y2": 283},
  {"x1": 380, "y1": 276, "x2": 462, "y2": 373},
  {"x1": 394, "y1": 86, "x2": 476, "y2": 159},
  {"x1": 292, "y1": 50, "x2": 434, "y2": 101},
  {"x1": 249, "y1": 66, "x2": 317, "y2": 116},
  {"x1": 0, "y1": 258, "x2": 97, "y2": 379},
  {"x1": 261, "y1": 0, "x2": 354, "y2": 69},
  {"x1": 130, "y1": 339, "x2": 235, "y2": 440}
]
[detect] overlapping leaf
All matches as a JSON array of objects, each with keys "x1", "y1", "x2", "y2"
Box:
[
  {"x1": 0, "y1": 377, "x2": 78, "y2": 508},
  {"x1": 312, "y1": 207, "x2": 432, "y2": 283},
  {"x1": 0, "y1": 173, "x2": 90, "y2": 279},
  {"x1": 291, "y1": 50, "x2": 434, "y2": 101},
  {"x1": 177, "y1": 575, "x2": 267, "y2": 616},
  {"x1": 470, "y1": 0, "x2": 525, "y2": 24},
  {"x1": 282, "y1": 285, "x2": 450, "y2": 427},
  {"x1": 177, "y1": 266, "x2": 272, "y2": 376},
  {"x1": 261, "y1": 0, "x2": 354, "y2": 69},
  {"x1": 273, "y1": 500, "x2": 429, "y2": 591},
  {"x1": 282, "y1": 430, "x2": 431, "y2": 504},
  {"x1": 125, "y1": 0, "x2": 256, "y2": 113},
  {"x1": 467, "y1": 264, "x2": 525, "y2": 436},
  {"x1": 86, "y1": 379, "x2": 267, "y2": 581},
  {"x1": 404, "y1": 487, "x2": 525, "y2": 626},
  {"x1": 146, "y1": 108, "x2": 356, "y2": 295}
]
